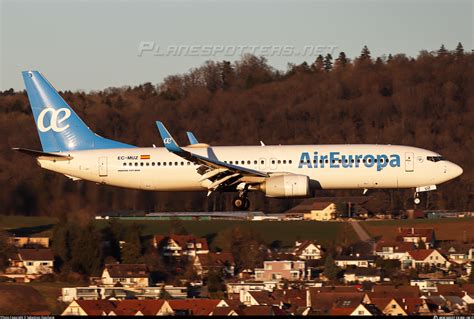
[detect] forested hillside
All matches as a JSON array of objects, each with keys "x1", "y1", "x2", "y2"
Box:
[{"x1": 1, "y1": 44, "x2": 472, "y2": 219}]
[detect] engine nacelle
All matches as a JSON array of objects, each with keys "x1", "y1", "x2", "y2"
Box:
[{"x1": 259, "y1": 174, "x2": 310, "y2": 198}]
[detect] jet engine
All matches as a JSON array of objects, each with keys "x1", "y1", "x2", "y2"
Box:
[{"x1": 258, "y1": 174, "x2": 310, "y2": 198}]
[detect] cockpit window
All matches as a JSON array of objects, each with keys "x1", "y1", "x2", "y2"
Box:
[{"x1": 427, "y1": 156, "x2": 445, "y2": 162}]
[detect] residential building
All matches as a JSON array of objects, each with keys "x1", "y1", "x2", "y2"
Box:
[
  {"x1": 226, "y1": 281, "x2": 278, "y2": 295},
  {"x1": 193, "y1": 252, "x2": 235, "y2": 277},
  {"x1": 343, "y1": 268, "x2": 382, "y2": 283},
  {"x1": 397, "y1": 228, "x2": 436, "y2": 248},
  {"x1": 334, "y1": 255, "x2": 375, "y2": 268},
  {"x1": 307, "y1": 287, "x2": 364, "y2": 315},
  {"x1": 254, "y1": 260, "x2": 306, "y2": 281},
  {"x1": 153, "y1": 235, "x2": 209, "y2": 257},
  {"x1": 240, "y1": 290, "x2": 279, "y2": 306},
  {"x1": 60, "y1": 284, "x2": 187, "y2": 302},
  {"x1": 403, "y1": 249, "x2": 449, "y2": 269},
  {"x1": 8, "y1": 235, "x2": 50, "y2": 248},
  {"x1": 375, "y1": 240, "x2": 415, "y2": 260},
  {"x1": 4, "y1": 248, "x2": 54, "y2": 280},
  {"x1": 293, "y1": 240, "x2": 323, "y2": 260},
  {"x1": 303, "y1": 202, "x2": 336, "y2": 221},
  {"x1": 330, "y1": 299, "x2": 381, "y2": 316},
  {"x1": 100, "y1": 264, "x2": 150, "y2": 287},
  {"x1": 62, "y1": 300, "x2": 118, "y2": 316},
  {"x1": 61, "y1": 300, "x2": 173, "y2": 316},
  {"x1": 167, "y1": 299, "x2": 227, "y2": 316},
  {"x1": 410, "y1": 279, "x2": 456, "y2": 293}
]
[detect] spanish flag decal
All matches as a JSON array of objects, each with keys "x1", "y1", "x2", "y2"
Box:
[{"x1": 140, "y1": 155, "x2": 151, "y2": 160}]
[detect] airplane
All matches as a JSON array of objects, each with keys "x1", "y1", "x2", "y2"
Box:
[{"x1": 14, "y1": 71, "x2": 463, "y2": 210}]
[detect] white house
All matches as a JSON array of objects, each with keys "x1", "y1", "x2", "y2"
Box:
[
  {"x1": 403, "y1": 249, "x2": 449, "y2": 269},
  {"x1": 343, "y1": 268, "x2": 382, "y2": 283},
  {"x1": 293, "y1": 240, "x2": 323, "y2": 260},
  {"x1": 334, "y1": 255, "x2": 375, "y2": 268},
  {"x1": 6, "y1": 249, "x2": 54, "y2": 279},
  {"x1": 101, "y1": 264, "x2": 150, "y2": 287},
  {"x1": 375, "y1": 241, "x2": 416, "y2": 260}
]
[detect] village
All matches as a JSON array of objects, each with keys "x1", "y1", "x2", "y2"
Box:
[{"x1": 2, "y1": 208, "x2": 474, "y2": 316}]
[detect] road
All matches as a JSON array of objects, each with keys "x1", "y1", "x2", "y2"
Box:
[{"x1": 349, "y1": 220, "x2": 372, "y2": 242}]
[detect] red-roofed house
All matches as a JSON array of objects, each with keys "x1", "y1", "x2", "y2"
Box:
[
  {"x1": 62, "y1": 300, "x2": 118, "y2": 316},
  {"x1": 167, "y1": 299, "x2": 227, "y2": 316},
  {"x1": 113, "y1": 300, "x2": 173, "y2": 316},
  {"x1": 293, "y1": 240, "x2": 323, "y2": 260},
  {"x1": 330, "y1": 299, "x2": 381, "y2": 316},
  {"x1": 153, "y1": 235, "x2": 209, "y2": 258},
  {"x1": 403, "y1": 249, "x2": 449, "y2": 269},
  {"x1": 397, "y1": 228, "x2": 436, "y2": 248},
  {"x1": 6, "y1": 248, "x2": 54, "y2": 279},
  {"x1": 101, "y1": 264, "x2": 150, "y2": 287},
  {"x1": 193, "y1": 252, "x2": 235, "y2": 277},
  {"x1": 375, "y1": 240, "x2": 416, "y2": 260}
]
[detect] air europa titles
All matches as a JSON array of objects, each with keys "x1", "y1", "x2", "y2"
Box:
[{"x1": 298, "y1": 151, "x2": 401, "y2": 171}]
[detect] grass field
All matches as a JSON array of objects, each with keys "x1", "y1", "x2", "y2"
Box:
[
  {"x1": 0, "y1": 215, "x2": 57, "y2": 230},
  {"x1": 0, "y1": 215, "x2": 358, "y2": 247},
  {"x1": 0, "y1": 281, "x2": 74, "y2": 315},
  {"x1": 361, "y1": 217, "x2": 474, "y2": 242},
  {"x1": 94, "y1": 219, "x2": 359, "y2": 247}
]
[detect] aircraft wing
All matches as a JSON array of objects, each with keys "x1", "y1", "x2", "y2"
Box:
[{"x1": 156, "y1": 121, "x2": 268, "y2": 194}]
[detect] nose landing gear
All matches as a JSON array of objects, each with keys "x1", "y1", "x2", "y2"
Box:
[{"x1": 414, "y1": 193, "x2": 421, "y2": 205}]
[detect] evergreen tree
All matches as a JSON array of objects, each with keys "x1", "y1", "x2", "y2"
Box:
[
  {"x1": 335, "y1": 201, "x2": 348, "y2": 218},
  {"x1": 360, "y1": 45, "x2": 371, "y2": 60},
  {"x1": 335, "y1": 51, "x2": 348, "y2": 68},
  {"x1": 323, "y1": 254, "x2": 340, "y2": 281},
  {"x1": 313, "y1": 55, "x2": 324, "y2": 72},
  {"x1": 0, "y1": 231, "x2": 14, "y2": 271},
  {"x1": 323, "y1": 54, "x2": 333, "y2": 71},
  {"x1": 207, "y1": 269, "x2": 225, "y2": 295},
  {"x1": 387, "y1": 54, "x2": 393, "y2": 63},
  {"x1": 121, "y1": 224, "x2": 143, "y2": 263},
  {"x1": 417, "y1": 239, "x2": 427, "y2": 250},
  {"x1": 438, "y1": 44, "x2": 448, "y2": 56},
  {"x1": 455, "y1": 42, "x2": 464, "y2": 57},
  {"x1": 469, "y1": 264, "x2": 474, "y2": 284},
  {"x1": 52, "y1": 221, "x2": 71, "y2": 268},
  {"x1": 71, "y1": 223, "x2": 103, "y2": 276}
]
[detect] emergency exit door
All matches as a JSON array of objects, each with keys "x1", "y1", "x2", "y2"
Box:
[
  {"x1": 99, "y1": 157, "x2": 108, "y2": 176},
  {"x1": 405, "y1": 152, "x2": 414, "y2": 172}
]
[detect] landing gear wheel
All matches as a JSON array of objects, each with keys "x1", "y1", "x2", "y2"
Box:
[
  {"x1": 242, "y1": 198, "x2": 250, "y2": 210},
  {"x1": 413, "y1": 191, "x2": 421, "y2": 205},
  {"x1": 232, "y1": 197, "x2": 250, "y2": 210}
]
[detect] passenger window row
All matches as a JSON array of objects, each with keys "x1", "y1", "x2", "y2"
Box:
[{"x1": 122, "y1": 159, "x2": 294, "y2": 167}]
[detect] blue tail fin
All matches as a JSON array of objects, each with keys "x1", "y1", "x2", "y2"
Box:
[{"x1": 22, "y1": 71, "x2": 134, "y2": 152}]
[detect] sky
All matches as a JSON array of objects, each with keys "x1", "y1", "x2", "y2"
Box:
[{"x1": 1, "y1": 0, "x2": 472, "y2": 91}]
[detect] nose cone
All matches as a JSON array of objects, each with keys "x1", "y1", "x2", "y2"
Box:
[{"x1": 450, "y1": 162, "x2": 463, "y2": 179}]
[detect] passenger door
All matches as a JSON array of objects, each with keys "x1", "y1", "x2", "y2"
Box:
[
  {"x1": 405, "y1": 152, "x2": 414, "y2": 172},
  {"x1": 99, "y1": 157, "x2": 108, "y2": 177}
]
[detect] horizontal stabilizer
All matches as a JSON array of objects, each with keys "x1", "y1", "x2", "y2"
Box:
[{"x1": 13, "y1": 148, "x2": 73, "y2": 161}]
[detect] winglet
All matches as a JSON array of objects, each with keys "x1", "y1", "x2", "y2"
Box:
[
  {"x1": 186, "y1": 131, "x2": 199, "y2": 145},
  {"x1": 156, "y1": 121, "x2": 183, "y2": 153}
]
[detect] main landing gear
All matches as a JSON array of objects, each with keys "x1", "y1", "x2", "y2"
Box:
[{"x1": 233, "y1": 190, "x2": 250, "y2": 210}]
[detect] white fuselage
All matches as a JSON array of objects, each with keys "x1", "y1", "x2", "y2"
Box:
[{"x1": 37, "y1": 144, "x2": 462, "y2": 193}]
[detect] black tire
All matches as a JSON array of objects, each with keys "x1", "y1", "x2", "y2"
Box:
[
  {"x1": 233, "y1": 197, "x2": 244, "y2": 210},
  {"x1": 242, "y1": 198, "x2": 250, "y2": 210}
]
